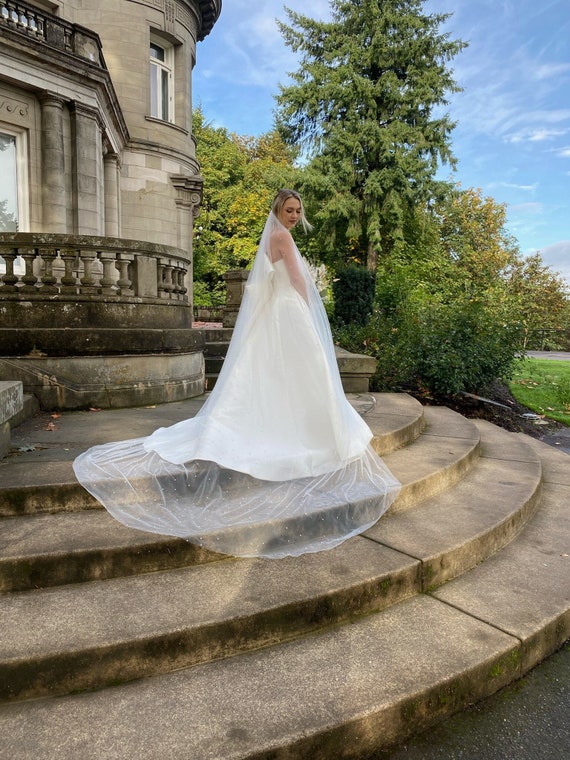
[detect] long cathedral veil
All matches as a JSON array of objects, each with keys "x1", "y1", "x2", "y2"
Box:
[{"x1": 73, "y1": 211, "x2": 401, "y2": 558}]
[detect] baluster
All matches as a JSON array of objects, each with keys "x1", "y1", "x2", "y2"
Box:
[
  {"x1": 59, "y1": 249, "x2": 79, "y2": 293},
  {"x1": 99, "y1": 250, "x2": 118, "y2": 295},
  {"x1": 115, "y1": 253, "x2": 134, "y2": 296},
  {"x1": 26, "y1": 8, "x2": 38, "y2": 35},
  {"x1": 16, "y1": 2, "x2": 24, "y2": 28},
  {"x1": 35, "y1": 10, "x2": 44, "y2": 39},
  {"x1": 79, "y1": 249, "x2": 99, "y2": 294},
  {"x1": 38, "y1": 248, "x2": 59, "y2": 294},
  {"x1": 19, "y1": 247, "x2": 38, "y2": 292},
  {"x1": 64, "y1": 25, "x2": 72, "y2": 52},
  {"x1": 160, "y1": 259, "x2": 175, "y2": 299},
  {"x1": 173, "y1": 264, "x2": 187, "y2": 300},
  {"x1": 6, "y1": 1, "x2": 17, "y2": 26},
  {"x1": 178, "y1": 264, "x2": 188, "y2": 299},
  {"x1": 0, "y1": 249, "x2": 19, "y2": 291},
  {"x1": 17, "y1": 4, "x2": 27, "y2": 30}
]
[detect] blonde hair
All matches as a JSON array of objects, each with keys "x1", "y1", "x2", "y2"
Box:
[{"x1": 272, "y1": 189, "x2": 312, "y2": 233}]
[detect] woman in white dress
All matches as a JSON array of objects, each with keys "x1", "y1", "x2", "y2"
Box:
[{"x1": 73, "y1": 190, "x2": 400, "y2": 558}]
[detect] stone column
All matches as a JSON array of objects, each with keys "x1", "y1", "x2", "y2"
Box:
[
  {"x1": 103, "y1": 151, "x2": 120, "y2": 238},
  {"x1": 222, "y1": 269, "x2": 249, "y2": 328},
  {"x1": 40, "y1": 93, "x2": 67, "y2": 232},
  {"x1": 171, "y1": 174, "x2": 203, "y2": 312},
  {"x1": 70, "y1": 102, "x2": 102, "y2": 235}
]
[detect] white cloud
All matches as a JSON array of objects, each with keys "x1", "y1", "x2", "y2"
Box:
[
  {"x1": 510, "y1": 202, "x2": 543, "y2": 215},
  {"x1": 196, "y1": 0, "x2": 331, "y2": 90},
  {"x1": 532, "y1": 62, "x2": 570, "y2": 81},
  {"x1": 528, "y1": 240, "x2": 570, "y2": 284},
  {"x1": 489, "y1": 181, "x2": 538, "y2": 192},
  {"x1": 506, "y1": 128, "x2": 568, "y2": 143}
]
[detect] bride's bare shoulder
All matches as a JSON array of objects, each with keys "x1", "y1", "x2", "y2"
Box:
[{"x1": 270, "y1": 228, "x2": 292, "y2": 244}]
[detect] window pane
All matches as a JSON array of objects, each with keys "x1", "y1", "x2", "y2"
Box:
[
  {"x1": 150, "y1": 62, "x2": 159, "y2": 118},
  {"x1": 161, "y1": 68, "x2": 169, "y2": 121},
  {"x1": 150, "y1": 43, "x2": 164, "y2": 61},
  {"x1": 0, "y1": 133, "x2": 18, "y2": 232}
]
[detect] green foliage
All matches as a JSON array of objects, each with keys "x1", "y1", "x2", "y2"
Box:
[
  {"x1": 276, "y1": 0, "x2": 467, "y2": 267},
  {"x1": 333, "y1": 187, "x2": 538, "y2": 395},
  {"x1": 404, "y1": 297, "x2": 524, "y2": 395},
  {"x1": 192, "y1": 109, "x2": 302, "y2": 304},
  {"x1": 332, "y1": 265, "x2": 376, "y2": 326},
  {"x1": 505, "y1": 252, "x2": 570, "y2": 348}
]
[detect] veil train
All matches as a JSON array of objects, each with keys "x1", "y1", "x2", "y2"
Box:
[{"x1": 73, "y1": 211, "x2": 400, "y2": 557}]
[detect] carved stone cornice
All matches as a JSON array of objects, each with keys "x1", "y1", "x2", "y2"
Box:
[
  {"x1": 196, "y1": 0, "x2": 221, "y2": 40},
  {"x1": 134, "y1": 0, "x2": 221, "y2": 40},
  {"x1": 170, "y1": 174, "x2": 203, "y2": 217}
]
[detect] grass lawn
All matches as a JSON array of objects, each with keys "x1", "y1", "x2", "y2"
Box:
[{"x1": 508, "y1": 358, "x2": 570, "y2": 426}]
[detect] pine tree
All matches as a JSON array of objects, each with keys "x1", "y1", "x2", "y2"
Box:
[{"x1": 276, "y1": 0, "x2": 466, "y2": 268}]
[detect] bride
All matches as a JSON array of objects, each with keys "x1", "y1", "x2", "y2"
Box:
[{"x1": 73, "y1": 190, "x2": 400, "y2": 558}]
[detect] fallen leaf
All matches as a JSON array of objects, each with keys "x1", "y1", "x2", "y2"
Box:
[
  {"x1": 89, "y1": 407, "x2": 102, "y2": 412},
  {"x1": 44, "y1": 422, "x2": 57, "y2": 431}
]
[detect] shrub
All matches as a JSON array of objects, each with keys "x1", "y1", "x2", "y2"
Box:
[
  {"x1": 333, "y1": 297, "x2": 524, "y2": 396},
  {"x1": 332, "y1": 265, "x2": 376, "y2": 326}
]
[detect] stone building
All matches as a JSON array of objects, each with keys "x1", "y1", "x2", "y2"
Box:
[{"x1": 0, "y1": 0, "x2": 221, "y2": 409}]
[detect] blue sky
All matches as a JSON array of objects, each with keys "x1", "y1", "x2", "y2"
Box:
[{"x1": 193, "y1": 0, "x2": 570, "y2": 284}]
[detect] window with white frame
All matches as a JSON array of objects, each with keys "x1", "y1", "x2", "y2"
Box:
[
  {"x1": 0, "y1": 127, "x2": 28, "y2": 232},
  {"x1": 150, "y1": 37, "x2": 174, "y2": 123}
]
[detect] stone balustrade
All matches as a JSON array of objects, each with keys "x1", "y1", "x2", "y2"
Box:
[
  {"x1": 0, "y1": 233, "x2": 190, "y2": 305},
  {"x1": 0, "y1": 0, "x2": 104, "y2": 65}
]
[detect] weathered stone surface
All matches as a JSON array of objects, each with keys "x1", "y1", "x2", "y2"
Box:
[
  {"x1": 0, "y1": 352, "x2": 204, "y2": 410},
  {"x1": 0, "y1": 327, "x2": 203, "y2": 355}
]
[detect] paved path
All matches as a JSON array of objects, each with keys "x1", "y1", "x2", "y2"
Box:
[{"x1": 526, "y1": 351, "x2": 570, "y2": 361}]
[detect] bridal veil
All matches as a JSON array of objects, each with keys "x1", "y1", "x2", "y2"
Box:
[{"x1": 73, "y1": 208, "x2": 400, "y2": 557}]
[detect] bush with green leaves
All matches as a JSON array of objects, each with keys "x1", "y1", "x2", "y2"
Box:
[
  {"x1": 407, "y1": 298, "x2": 524, "y2": 395},
  {"x1": 333, "y1": 294, "x2": 524, "y2": 396},
  {"x1": 332, "y1": 265, "x2": 376, "y2": 326}
]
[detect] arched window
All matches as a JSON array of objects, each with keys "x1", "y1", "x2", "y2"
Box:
[{"x1": 150, "y1": 37, "x2": 174, "y2": 123}]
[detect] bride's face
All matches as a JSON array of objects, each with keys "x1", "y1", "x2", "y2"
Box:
[{"x1": 278, "y1": 197, "x2": 302, "y2": 229}]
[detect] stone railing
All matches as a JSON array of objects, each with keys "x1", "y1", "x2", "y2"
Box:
[
  {"x1": 0, "y1": 0, "x2": 104, "y2": 65},
  {"x1": 0, "y1": 233, "x2": 190, "y2": 304}
]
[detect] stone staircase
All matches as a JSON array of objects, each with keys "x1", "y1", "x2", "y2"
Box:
[{"x1": 0, "y1": 393, "x2": 568, "y2": 758}]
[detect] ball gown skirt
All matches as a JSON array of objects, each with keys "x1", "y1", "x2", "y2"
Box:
[{"x1": 73, "y1": 260, "x2": 401, "y2": 558}]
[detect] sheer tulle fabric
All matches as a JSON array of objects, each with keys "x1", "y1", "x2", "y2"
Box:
[{"x1": 73, "y1": 213, "x2": 400, "y2": 558}]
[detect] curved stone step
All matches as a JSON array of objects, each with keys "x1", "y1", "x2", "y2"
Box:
[
  {"x1": 0, "y1": 437, "x2": 567, "y2": 758},
  {"x1": 0, "y1": 510, "x2": 217, "y2": 594},
  {"x1": 0, "y1": 425, "x2": 543, "y2": 702},
  {"x1": 432, "y1": 432, "x2": 570, "y2": 674},
  {"x1": 0, "y1": 401, "x2": 481, "y2": 594},
  {"x1": 0, "y1": 537, "x2": 420, "y2": 702},
  {"x1": 366, "y1": 421, "x2": 542, "y2": 588},
  {"x1": 0, "y1": 393, "x2": 423, "y2": 518},
  {"x1": 385, "y1": 405, "x2": 480, "y2": 511}
]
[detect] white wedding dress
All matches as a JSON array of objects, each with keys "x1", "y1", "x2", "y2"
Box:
[{"x1": 73, "y1": 213, "x2": 400, "y2": 557}]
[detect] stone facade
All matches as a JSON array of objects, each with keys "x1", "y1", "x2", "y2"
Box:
[
  {"x1": 0, "y1": 0, "x2": 221, "y2": 409},
  {"x1": 0, "y1": 0, "x2": 220, "y2": 253}
]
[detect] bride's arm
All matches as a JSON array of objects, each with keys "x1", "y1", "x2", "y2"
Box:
[{"x1": 270, "y1": 230, "x2": 309, "y2": 302}]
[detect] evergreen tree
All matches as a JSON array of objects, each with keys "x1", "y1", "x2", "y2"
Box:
[{"x1": 276, "y1": 0, "x2": 466, "y2": 267}]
